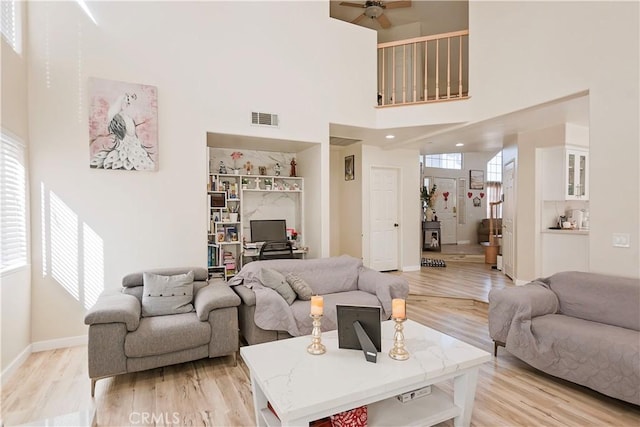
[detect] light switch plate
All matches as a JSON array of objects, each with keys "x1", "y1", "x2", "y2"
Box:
[{"x1": 612, "y1": 233, "x2": 630, "y2": 248}]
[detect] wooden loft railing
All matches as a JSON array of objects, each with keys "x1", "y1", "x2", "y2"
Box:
[{"x1": 377, "y1": 30, "x2": 469, "y2": 107}]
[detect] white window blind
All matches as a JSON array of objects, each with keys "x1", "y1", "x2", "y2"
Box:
[
  {"x1": 1, "y1": 0, "x2": 20, "y2": 53},
  {"x1": 1, "y1": 132, "x2": 28, "y2": 273}
]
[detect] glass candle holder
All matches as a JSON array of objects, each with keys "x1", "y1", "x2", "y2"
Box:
[
  {"x1": 388, "y1": 317, "x2": 410, "y2": 361},
  {"x1": 307, "y1": 314, "x2": 326, "y2": 355}
]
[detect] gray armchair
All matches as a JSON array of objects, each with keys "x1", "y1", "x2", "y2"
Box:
[{"x1": 84, "y1": 267, "x2": 240, "y2": 396}]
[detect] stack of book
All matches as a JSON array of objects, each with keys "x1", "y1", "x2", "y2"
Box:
[{"x1": 223, "y1": 251, "x2": 236, "y2": 275}]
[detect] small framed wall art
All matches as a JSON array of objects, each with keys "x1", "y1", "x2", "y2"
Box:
[
  {"x1": 469, "y1": 170, "x2": 484, "y2": 190},
  {"x1": 345, "y1": 155, "x2": 355, "y2": 181}
]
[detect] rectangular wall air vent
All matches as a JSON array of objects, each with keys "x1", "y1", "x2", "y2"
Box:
[{"x1": 251, "y1": 112, "x2": 279, "y2": 127}]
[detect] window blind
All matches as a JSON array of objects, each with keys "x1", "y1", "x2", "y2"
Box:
[
  {"x1": 1, "y1": 0, "x2": 19, "y2": 53},
  {"x1": 1, "y1": 132, "x2": 27, "y2": 273}
]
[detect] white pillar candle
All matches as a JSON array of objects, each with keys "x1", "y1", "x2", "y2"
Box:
[
  {"x1": 310, "y1": 295, "x2": 323, "y2": 316},
  {"x1": 392, "y1": 298, "x2": 406, "y2": 319}
]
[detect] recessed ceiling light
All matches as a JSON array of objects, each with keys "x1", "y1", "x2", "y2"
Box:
[
  {"x1": 385, "y1": 134, "x2": 395, "y2": 139},
  {"x1": 456, "y1": 143, "x2": 464, "y2": 147}
]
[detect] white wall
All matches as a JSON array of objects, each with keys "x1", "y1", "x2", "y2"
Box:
[
  {"x1": 330, "y1": 144, "x2": 363, "y2": 258},
  {"x1": 467, "y1": 1, "x2": 639, "y2": 279},
  {"x1": 25, "y1": 1, "x2": 372, "y2": 343},
  {"x1": 361, "y1": 145, "x2": 421, "y2": 271},
  {"x1": 1, "y1": 3, "x2": 31, "y2": 375}
]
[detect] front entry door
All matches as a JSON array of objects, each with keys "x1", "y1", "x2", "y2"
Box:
[
  {"x1": 433, "y1": 177, "x2": 457, "y2": 244},
  {"x1": 370, "y1": 167, "x2": 400, "y2": 271}
]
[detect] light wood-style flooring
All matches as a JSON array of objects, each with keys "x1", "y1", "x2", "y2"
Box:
[{"x1": 2, "y1": 262, "x2": 639, "y2": 426}]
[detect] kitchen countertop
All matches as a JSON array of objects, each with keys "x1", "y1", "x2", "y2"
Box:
[{"x1": 542, "y1": 228, "x2": 589, "y2": 235}]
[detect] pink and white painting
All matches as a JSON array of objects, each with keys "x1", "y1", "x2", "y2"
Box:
[{"x1": 89, "y1": 78, "x2": 158, "y2": 171}]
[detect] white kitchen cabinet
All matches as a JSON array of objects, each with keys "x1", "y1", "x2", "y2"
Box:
[
  {"x1": 541, "y1": 146, "x2": 589, "y2": 200},
  {"x1": 541, "y1": 230, "x2": 589, "y2": 276}
]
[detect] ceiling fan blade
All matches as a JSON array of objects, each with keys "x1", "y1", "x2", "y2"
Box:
[
  {"x1": 352, "y1": 13, "x2": 368, "y2": 24},
  {"x1": 384, "y1": 1, "x2": 412, "y2": 9},
  {"x1": 340, "y1": 1, "x2": 366, "y2": 8},
  {"x1": 377, "y1": 13, "x2": 392, "y2": 29}
]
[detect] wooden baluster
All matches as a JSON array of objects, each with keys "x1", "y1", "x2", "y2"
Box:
[
  {"x1": 392, "y1": 46, "x2": 396, "y2": 105},
  {"x1": 447, "y1": 37, "x2": 451, "y2": 99},
  {"x1": 435, "y1": 39, "x2": 439, "y2": 100},
  {"x1": 459, "y1": 36, "x2": 463, "y2": 97},
  {"x1": 424, "y1": 41, "x2": 428, "y2": 101},
  {"x1": 413, "y1": 42, "x2": 417, "y2": 103},
  {"x1": 380, "y1": 47, "x2": 385, "y2": 106},
  {"x1": 402, "y1": 44, "x2": 407, "y2": 104}
]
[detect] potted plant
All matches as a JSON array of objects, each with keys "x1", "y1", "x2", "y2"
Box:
[
  {"x1": 421, "y1": 184, "x2": 437, "y2": 221},
  {"x1": 230, "y1": 151, "x2": 243, "y2": 174},
  {"x1": 264, "y1": 177, "x2": 273, "y2": 190},
  {"x1": 241, "y1": 177, "x2": 249, "y2": 190}
]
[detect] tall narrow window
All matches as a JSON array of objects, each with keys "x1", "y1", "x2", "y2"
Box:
[
  {"x1": 1, "y1": 0, "x2": 21, "y2": 54},
  {"x1": 486, "y1": 151, "x2": 503, "y2": 218},
  {"x1": 1, "y1": 131, "x2": 28, "y2": 273}
]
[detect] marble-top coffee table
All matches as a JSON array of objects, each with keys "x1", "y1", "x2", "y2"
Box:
[{"x1": 241, "y1": 319, "x2": 491, "y2": 427}]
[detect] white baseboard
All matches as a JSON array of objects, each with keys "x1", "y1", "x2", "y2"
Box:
[
  {"x1": 31, "y1": 335, "x2": 87, "y2": 353},
  {"x1": 1, "y1": 335, "x2": 88, "y2": 385},
  {"x1": 457, "y1": 240, "x2": 471, "y2": 245},
  {"x1": 1, "y1": 344, "x2": 32, "y2": 386},
  {"x1": 402, "y1": 265, "x2": 421, "y2": 272}
]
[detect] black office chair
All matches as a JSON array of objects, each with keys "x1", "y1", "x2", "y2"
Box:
[{"x1": 258, "y1": 240, "x2": 294, "y2": 260}]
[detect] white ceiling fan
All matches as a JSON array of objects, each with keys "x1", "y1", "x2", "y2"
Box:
[{"x1": 339, "y1": 0, "x2": 412, "y2": 29}]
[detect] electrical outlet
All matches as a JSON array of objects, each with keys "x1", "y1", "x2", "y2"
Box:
[{"x1": 612, "y1": 233, "x2": 630, "y2": 248}]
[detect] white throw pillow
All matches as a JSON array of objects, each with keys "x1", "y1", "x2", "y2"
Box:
[{"x1": 142, "y1": 271, "x2": 195, "y2": 317}]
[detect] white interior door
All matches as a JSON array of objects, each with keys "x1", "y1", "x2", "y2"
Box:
[
  {"x1": 503, "y1": 161, "x2": 515, "y2": 279},
  {"x1": 433, "y1": 177, "x2": 457, "y2": 244},
  {"x1": 370, "y1": 167, "x2": 400, "y2": 271}
]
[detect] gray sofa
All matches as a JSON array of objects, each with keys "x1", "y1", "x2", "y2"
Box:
[
  {"x1": 229, "y1": 256, "x2": 409, "y2": 345},
  {"x1": 84, "y1": 267, "x2": 240, "y2": 396},
  {"x1": 488, "y1": 271, "x2": 640, "y2": 405}
]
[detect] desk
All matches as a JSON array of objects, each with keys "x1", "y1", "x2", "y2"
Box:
[{"x1": 242, "y1": 247, "x2": 308, "y2": 262}]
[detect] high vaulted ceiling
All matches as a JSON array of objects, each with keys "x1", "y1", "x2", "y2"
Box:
[{"x1": 329, "y1": 2, "x2": 589, "y2": 155}]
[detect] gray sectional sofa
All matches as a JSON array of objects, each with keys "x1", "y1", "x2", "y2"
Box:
[
  {"x1": 229, "y1": 256, "x2": 410, "y2": 345},
  {"x1": 489, "y1": 271, "x2": 640, "y2": 405}
]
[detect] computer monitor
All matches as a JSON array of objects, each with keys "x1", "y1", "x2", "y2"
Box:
[
  {"x1": 250, "y1": 219, "x2": 287, "y2": 243},
  {"x1": 337, "y1": 305, "x2": 382, "y2": 353}
]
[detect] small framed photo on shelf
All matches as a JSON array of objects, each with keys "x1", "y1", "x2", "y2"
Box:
[
  {"x1": 345, "y1": 155, "x2": 355, "y2": 181},
  {"x1": 210, "y1": 191, "x2": 226, "y2": 208},
  {"x1": 469, "y1": 170, "x2": 484, "y2": 190}
]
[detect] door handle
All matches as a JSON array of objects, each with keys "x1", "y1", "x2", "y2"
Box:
[{"x1": 394, "y1": 223, "x2": 399, "y2": 227}]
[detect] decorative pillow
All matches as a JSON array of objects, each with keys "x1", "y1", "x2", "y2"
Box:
[
  {"x1": 142, "y1": 271, "x2": 195, "y2": 317},
  {"x1": 285, "y1": 272, "x2": 313, "y2": 301},
  {"x1": 259, "y1": 268, "x2": 296, "y2": 305}
]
